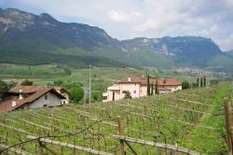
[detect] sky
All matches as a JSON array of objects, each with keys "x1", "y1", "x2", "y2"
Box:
[{"x1": 1, "y1": 0, "x2": 233, "y2": 51}]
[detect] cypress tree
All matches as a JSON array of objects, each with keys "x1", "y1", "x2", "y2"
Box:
[
  {"x1": 200, "y1": 77, "x2": 203, "y2": 87},
  {"x1": 196, "y1": 78, "x2": 199, "y2": 87},
  {"x1": 203, "y1": 76, "x2": 206, "y2": 87},
  {"x1": 155, "y1": 79, "x2": 159, "y2": 95},
  {"x1": 147, "y1": 75, "x2": 150, "y2": 96},
  {"x1": 112, "y1": 91, "x2": 115, "y2": 101},
  {"x1": 151, "y1": 82, "x2": 154, "y2": 95}
]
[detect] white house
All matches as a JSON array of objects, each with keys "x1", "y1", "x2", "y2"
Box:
[
  {"x1": 0, "y1": 86, "x2": 67, "y2": 112},
  {"x1": 102, "y1": 76, "x2": 182, "y2": 102}
]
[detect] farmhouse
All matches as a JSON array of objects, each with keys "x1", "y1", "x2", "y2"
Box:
[
  {"x1": 54, "y1": 86, "x2": 70, "y2": 104},
  {"x1": 0, "y1": 86, "x2": 67, "y2": 112},
  {"x1": 102, "y1": 76, "x2": 182, "y2": 102}
]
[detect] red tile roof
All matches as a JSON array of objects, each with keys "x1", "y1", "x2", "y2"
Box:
[
  {"x1": 118, "y1": 76, "x2": 147, "y2": 84},
  {"x1": 157, "y1": 78, "x2": 181, "y2": 86},
  {"x1": 0, "y1": 86, "x2": 65, "y2": 112},
  {"x1": 118, "y1": 76, "x2": 181, "y2": 86},
  {"x1": 53, "y1": 86, "x2": 69, "y2": 95}
]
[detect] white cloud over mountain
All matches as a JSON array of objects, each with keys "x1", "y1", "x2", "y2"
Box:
[{"x1": 1, "y1": 0, "x2": 233, "y2": 50}]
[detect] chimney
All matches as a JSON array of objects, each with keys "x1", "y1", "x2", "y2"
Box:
[
  {"x1": 19, "y1": 89, "x2": 23, "y2": 99},
  {"x1": 12, "y1": 101, "x2": 17, "y2": 107},
  {"x1": 128, "y1": 77, "x2": 132, "y2": 82}
]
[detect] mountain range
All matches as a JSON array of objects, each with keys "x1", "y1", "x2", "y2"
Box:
[
  {"x1": 0, "y1": 8, "x2": 233, "y2": 72},
  {"x1": 225, "y1": 50, "x2": 233, "y2": 57}
]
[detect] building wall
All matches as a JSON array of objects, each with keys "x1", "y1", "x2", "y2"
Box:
[
  {"x1": 103, "y1": 82, "x2": 182, "y2": 102},
  {"x1": 140, "y1": 85, "x2": 147, "y2": 97},
  {"x1": 119, "y1": 83, "x2": 141, "y2": 99},
  {"x1": 106, "y1": 90, "x2": 120, "y2": 101},
  {"x1": 164, "y1": 85, "x2": 182, "y2": 92},
  {"x1": 61, "y1": 93, "x2": 69, "y2": 104},
  {"x1": 107, "y1": 90, "x2": 113, "y2": 101},
  {"x1": 24, "y1": 92, "x2": 61, "y2": 109}
]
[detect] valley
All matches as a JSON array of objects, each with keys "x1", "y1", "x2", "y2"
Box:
[{"x1": 0, "y1": 6, "x2": 233, "y2": 155}]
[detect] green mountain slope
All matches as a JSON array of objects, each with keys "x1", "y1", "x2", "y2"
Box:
[
  {"x1": 0, "y1": 8, "x2": 233, "y2": 72},
  {"x1": 122, "y1": 37, "x2": 233, "y2": 72},
  {"x1": 0, "y1": 8, "x2": 128, "y2": 67}
]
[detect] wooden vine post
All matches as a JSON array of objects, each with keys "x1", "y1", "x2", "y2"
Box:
[
  {"x1": 39, "y1": 141, "x2": 45, "y2": 155},
  {"x1": 36, "y1": 128, "x2": 44, "y2": 155},
  {"x1": 224, "y1": 98, "x2": 233, "y2": 155},
  {"x1": 117, "y1": 116, "x2": 125, "y2": 155}
]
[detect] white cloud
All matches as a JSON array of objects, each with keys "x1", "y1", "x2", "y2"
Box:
[
  {"x1": 107, "y1": 10, "x2": 141, "y2": 23},
  {"x1": 2, "y1": 0, "x2": 233, "y2": 50},
  {"x1": 218, "y1": 34, "x2": 233, "y2": 51},
  {"x1": 0, "y1": 0, "x2": 4, "y2": 5}
]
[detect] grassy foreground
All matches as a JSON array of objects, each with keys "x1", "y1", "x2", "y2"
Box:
[{"x1": 0, "y1": 81, "x2": 232, "y2": 154}]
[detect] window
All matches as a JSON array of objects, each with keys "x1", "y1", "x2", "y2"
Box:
[
  {"x1": 134, "y1": 90, "x2": 136, "y2": 94},
  {"x1": 44, "y1": 94, "x2": 48, "y2": 100}
]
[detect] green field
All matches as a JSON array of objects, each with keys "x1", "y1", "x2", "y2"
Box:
[
  {"x1": 0, "y1": 64, "x2": 145, "y2": 81},
  {"x1": 0, "y1": 63, "x2": 217, "y2": 84},
  {"x1": 0, "y1": 63, "x2": 229, "y2": 103},
  {"x1": 0, "y1": 81, "x2": 232, "y2": 154}
]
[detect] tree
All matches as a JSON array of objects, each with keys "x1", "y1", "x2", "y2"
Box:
[
  {"x1": 92, "y1": 94, "x2": 98, "y2": 101},
  {"x1": 182, "y1": 81, "x2": 190, "y2": 89},
  {"x1": 21, "y1": 79, "x2": 33, "y2": 86},
  {"x1": 68, "y1": 86, "x2": 84, "y2": 103},
  {"x1": 0, "y1": 80, "x2": 8, "y2": 92},
  {"x1": 112, "y1": 91, "x2": 115, "y2": 101},
  {"x1": 8, "y1": 81, "x2": 17, "y2": 88},
  {"x1": 147, "y1": 75, "x2": 150, "y2": 96},
  {"x1": 150, "y1": 83, "x2": 154, "y2": 95},
  {"x1": 122, "y1": 90, "x2": 132, "y2": 99},
  {"x1": 155, "y1": 80, "x2": 159, "y2": 95},
  {"x1": 64, "y1": 68, "x2": 72, "y2": 76},
  {"x1": 192, "y1": 83, "x2": 198, "y2": 88},
  {"x1": 210, "y1": 79, "x2": 221, "y2": 85},
  {"x1": 53, "y1": 80, "x2": 64, "y2": 86},
  {"x1": 203, "y1": 76, "x2": 206, "y2": 87},
  {"x1": 200, "y1": 77, "x2": 203, "y2": 87},
  {"x1": 196, "y1": 78, "x2": 199, "y2": 87}
]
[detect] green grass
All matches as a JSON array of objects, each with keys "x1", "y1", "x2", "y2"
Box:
[
  {"x1": 0, "y1": 63, "x2": 229, "y2": 102},
  {"x1": 0, "y1": 81, "x2": 232, "y2": 154}
]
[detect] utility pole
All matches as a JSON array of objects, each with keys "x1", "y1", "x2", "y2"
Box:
[
  {"x1": 117, "y1": 116, "x2": 125, "y2": 155},
  {"x1": 83, "y1": 86, "x2": 86, "y2": 104},
  {"x1": 224, "y1": 98, "x2": 233, "y2": 155},
  {"x1": 89, "y1": 64, "x2": 92, "y2": 104}
]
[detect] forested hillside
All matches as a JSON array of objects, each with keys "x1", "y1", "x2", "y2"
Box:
[{"x1": 1, "y1": 8, "x2": 233, "y2": 72}]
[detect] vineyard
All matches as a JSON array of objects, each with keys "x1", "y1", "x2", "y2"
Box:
[{"x1": 0, "y1": 81, "x2": 233, "y2": 154}]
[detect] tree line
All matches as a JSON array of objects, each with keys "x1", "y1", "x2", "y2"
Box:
[
  {"x1": 182, "y1": 76, "x2": 207, "y2": 89},
  {"x1": 147, "y1": 75, "x2": 159, "y2": 96}
]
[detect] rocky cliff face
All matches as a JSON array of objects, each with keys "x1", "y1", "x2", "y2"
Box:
[
  {"x1": 0, "y1": 8, "x2": 233, "y2": 72},
  {"x1": 122, "y1": 36, "x2": 225, "y2": 67},
  {"x1": 0, "y1": 8, "x2": 123, "y2": 50}
]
